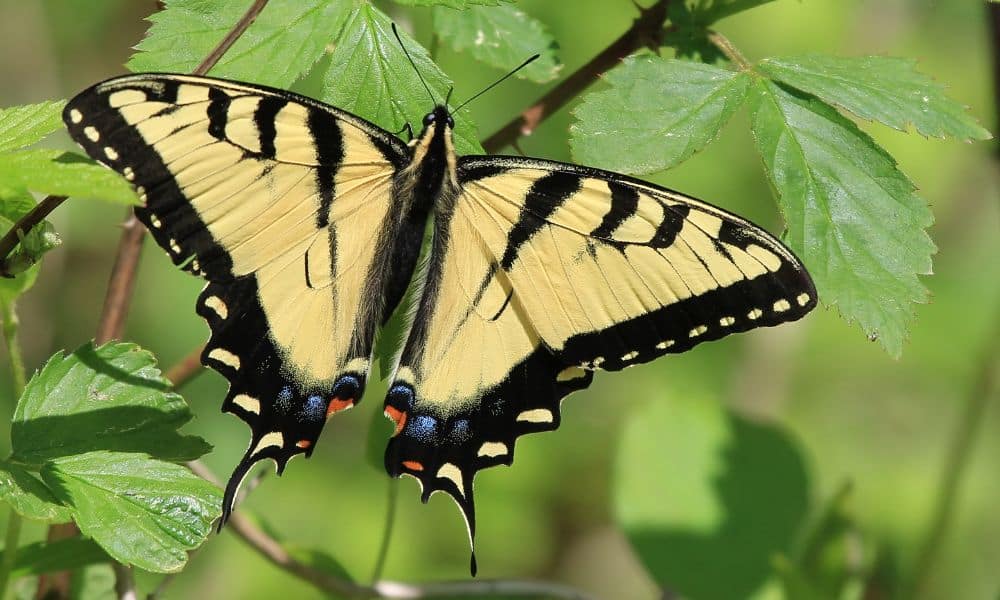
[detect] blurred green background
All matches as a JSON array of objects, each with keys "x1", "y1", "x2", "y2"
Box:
[{"x1": 0, "y1": 0, "x2": 997, "y2": 598}]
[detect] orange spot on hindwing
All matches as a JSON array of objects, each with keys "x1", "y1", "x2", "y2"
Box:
[
  {"x1": 384, "y1": 405, "x2": 408, "y2": 436},
  {"x1": 296, "y1": 439, "x2": 312, "y2": 449},
  {"x1": 326, "y1": 397, "x2": 354, "y2": 418},
  {"x1": 402, "y1": 460, "x2": 424, "y2": 472}
]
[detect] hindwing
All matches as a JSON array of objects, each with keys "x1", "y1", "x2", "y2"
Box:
[
  {"x1": 383, "y1": 156, "x2": 816, "y2": 566},
  {"x1": 63, "y1": 74, "x2": 410, "y2": 519}
]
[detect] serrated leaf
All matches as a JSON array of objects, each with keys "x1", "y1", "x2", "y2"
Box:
[
  {"x1": 0, "y1": 150, "x2": 136, "y2": 204},
  {"x1": 41, "y1": 451, "x2": 222, "y2": 573},
  {"x1": 433, "y1": 4, "x2": 561, "y2": 84},
  {"x1": 5, "y1": 538, "x2": 109, "y2": 579},
  {"x1": 749, "y1": 79, "x2": 934, "y2": 357},
  {"x1": 615, "y1": 391, "x2": 810, "y2": 599},
  {"x1": 669, "y1": 0, "x2": 776, "y2": 26},
  {"x1": 571, "y1": 56, "x2": 749, "y2": 174},
  {"x1": 0, "y1": 461, "x2": 73, "y2": 522},
  {"x1": 12, "y1": 341, "x2": 211, "y2": 465},
  {"x1": 394, "y1": 0, "x2": 512, "y2": 7},
  {"x1": 758, "y1": 55, "x2": 993, "y2": 141},
  {"x1": 0, "y1": 101, "x2": 66, "y2": 153},
  {"x1": 320, "y1": 5, "x2": 484, "y2": 155},
  {"x1": 128, "y1": 0, "x2": 349, "y2": 89}
]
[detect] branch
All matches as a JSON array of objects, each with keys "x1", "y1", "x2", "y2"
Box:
[
  {"x1": 165, "y1": 344, "x2": 205, "y2": 390},
  {"x1": 482, "y1": 0, "x2": 670, "y2": 153},
  {"x1": 37, "y1": 3, "x2": 272, "y2": 598},
  {"x1": 185, "y1": 461, "x2": 596, "y2": 600}
]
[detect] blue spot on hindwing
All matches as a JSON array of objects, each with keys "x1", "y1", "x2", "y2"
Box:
[
  {"x1": 301, "y1": 395, "x2": 325, "y2": 421},
  {"x1": 277, "y1": 386, "x2": 294, "y2": 413},
  {"x1": 448, "y1": 419, "x2": 471, "y2": 443},
  {"x1": 406, "y1": 415, "x2": 439, "y2": 443}
]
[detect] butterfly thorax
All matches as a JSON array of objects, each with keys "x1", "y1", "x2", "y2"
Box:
[{"x1": 402, "y1": 105, "x2": 459, "y2": 215}]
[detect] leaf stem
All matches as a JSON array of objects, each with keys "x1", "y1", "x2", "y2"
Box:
[
  {"x1": 164, "y1": 345, "x2": 205, "y2": 390},
  {"x1": 370, "y1": 478, "x2": 399, "y2": 583},
  {"x1": 0, "y1": 301, "x2": 27, "y2": 600},
  {"x1": 482, "y1": 0, "x2": 670, "y2": 152},
  {"x1": 706, "y1": 30, "x2": 751, "y2": 70},
  {"x1": 0, "y1": 508, "x2": 24, "y2": 600},
  {"x1": 907, "y1": 310, "x2": 1000, "y2": 596},
  {"x1": 0, "y1": 195, "x2": 66, "y2": 277}
]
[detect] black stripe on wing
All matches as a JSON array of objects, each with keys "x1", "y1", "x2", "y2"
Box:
[{"x1": 63, "y1": 80, "x2": 234, "y2": 280}]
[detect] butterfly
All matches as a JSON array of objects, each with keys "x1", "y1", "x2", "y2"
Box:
[{"x1": 63, "y1": 68, "x2": 816, "y2": 574}]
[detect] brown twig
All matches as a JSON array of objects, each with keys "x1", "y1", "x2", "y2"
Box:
[
  {"x1": 0, "y1": 195, "x2": 66, "y2": 276},
  {"x1": 165, "y1": 344, "x2": 205, "y2": 390},
  {"x1": 185, "y1": 461, "x2": 595, "y2": 600},
  {"x1": 481, "y1": 0, "x2": 670, "y2": 153},
  {"x1": 36, "y1": 2, "x2": 272, "y2": 598}
]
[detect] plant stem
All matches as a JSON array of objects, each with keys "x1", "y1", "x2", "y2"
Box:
[
  {"x1": 370, "y1": 478, "x2": 399, "y2": 583},
  {"x1": 482, "y1": 0, "x2": 670, "y2": 153},
  {"x1": 706, "y1": 30, "x2": 751, "y2": 70},
  {"x1": 164, "y1": 345, "x2": 205, "y2": 390},
  {"x1": 0, "y1": 301, "x2": 27, "y2": 600},
  {"x1": 908, "y1": 316, "x2": 1000, "y2": 598},
  {"x1": 0, "y1": 508, "x2": 23, "y2": 600}
]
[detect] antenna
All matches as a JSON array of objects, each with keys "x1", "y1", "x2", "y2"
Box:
[
  {"x1": 392, "y1": 23, "x2": 437, "y2": 105},
  {"x1": 453, "y1": 54, "x2": 541, "y2": 113}
]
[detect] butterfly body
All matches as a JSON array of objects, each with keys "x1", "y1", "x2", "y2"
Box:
[{"x1": 64, "y1": 73, "x2": 816, "y2": 573}]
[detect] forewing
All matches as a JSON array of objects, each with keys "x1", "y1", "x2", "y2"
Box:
[{"x1": 63, "y1": 74, "x2": 409, "y2": 519}]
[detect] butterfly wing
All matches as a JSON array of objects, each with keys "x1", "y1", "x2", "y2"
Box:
[
  {"x1": 64, "y1": 74, "x2": 410, "y2": 519},
  {"x1": 383, "y1": 155, "x2": 816, "y2": 563}
]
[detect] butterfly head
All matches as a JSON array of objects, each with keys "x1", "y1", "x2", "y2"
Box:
[{"x1": 419, "y1": 105, "x2": 455, "y2": 136}]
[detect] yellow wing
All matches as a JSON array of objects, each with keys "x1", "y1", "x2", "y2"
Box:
[
  {"x1": 382, "y1": 156, "x2": 816, "y2": 565},
  {"x1": 64, "y1": 74, "x2": 410, "y2": 519}
]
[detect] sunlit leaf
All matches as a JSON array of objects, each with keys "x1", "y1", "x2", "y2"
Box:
[
  {"x1": 571, "y1": 56, "x2": 749, "y2": 174},
  {"x1": 41, "y1": 451, "x2": 222, "y2": 573},
  {"x1": 0, "y1": 149, "x2": 136, "y2": 205},
  {"x1": 0, "y1": 100, "x2": 66, "y2": 153},
  {"x1": 758, "y1": 55, "x2": 993, "y2": 141},
  {"x1": 128, "y1": 0, "x2": 350, "y2": 89},
  {"x1": 319, "y1": 5, "x2": 484, "y2": 154},
  {"x1": 12, "y1": 341, "x2": 211, "y2": 465},
  {"x1": 749, "y1": 79, "x2": 934, "y2": 357},
  {"x1": 670, "y1": 0, "x2": 777, "y2": 25},
  {"x1": 433, "y1": 4, "x2": 561, "y2": 83}
]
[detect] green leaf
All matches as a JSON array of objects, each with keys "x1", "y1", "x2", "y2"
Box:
[
  {"x1": 0, "y1": 189, "x2": 58, "y2": 300},
  {"x1": 433, "y1": 4, "x2": 561, "y2": 84},
  {"x1": 0, "y1": 461, "x2": 73, "y2": 522},
  {"x1": 128, "y1": 0, "x2": 350, "y2": 89},
  {"x1": 758, "y1": 55, "x2": 993, "y2": 141},
  {"x1": 5, "y1": 538, "x2": 109, "y2": 579},
  {"x1": 319, "y1": 5, "x2": 484, "y2": 155},
  {"x1": 615, "y1": 390, "x2": 810, "y2": 599},
  {"x1": 0, "y1": 150, "x2": 137, "y2": 204},
  {"x1": 12, "y1": 341, "x2": 212, "y2": 465},
  {"x1": 0, "y1": 101, "x2": 66, "y2": 153},
  {"x1": 41, "y1": 451, "x2": 222, "y2": 573},
  {"x1": 749, "y1": 79, "x2": 934, "y2": 357},
  {"x1": 571, "y1": 56, "x2": 749, "y2": 174},
  {"x1": 670, "y1": 0, "x2": 777, "y2": 26},
  {"x1": 394, "y1": 0, "x2": 512, "y2": 7}
]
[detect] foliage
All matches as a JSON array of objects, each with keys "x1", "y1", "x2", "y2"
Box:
[
  {"x1": 0, "y1": 0, "x2": 994, "y2": 598},
  {"x1": 1, "y1": 342, "x2": 218, "y2": 573}
]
